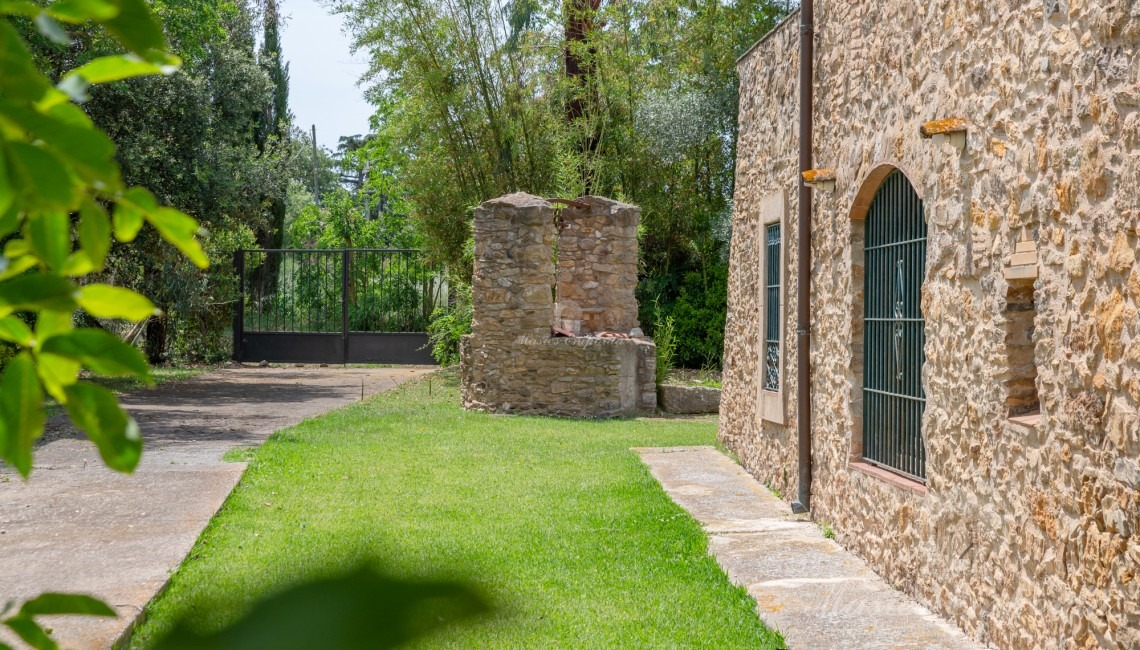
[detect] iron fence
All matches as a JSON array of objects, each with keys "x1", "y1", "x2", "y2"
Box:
[{"x1": 234, "y1": 249, "x2": 447, "y2": 364}]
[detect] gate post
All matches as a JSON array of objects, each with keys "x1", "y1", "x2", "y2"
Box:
[
  {"x1": 233, "y1": 249, "x2": 244, "y2": 362},
  {"x1": 341, "y1": 249, "x2": 350, "y2": 364}
]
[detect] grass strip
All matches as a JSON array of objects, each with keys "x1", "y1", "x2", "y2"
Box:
[{"x1": 129, "y1": 372, "x2": 782, "y2": 649}]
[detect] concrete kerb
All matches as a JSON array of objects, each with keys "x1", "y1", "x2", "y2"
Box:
[{"x1": 634, "y1": 446, "x2": 989, "y2": 650}]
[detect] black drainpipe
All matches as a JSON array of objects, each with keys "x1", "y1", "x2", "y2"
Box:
[{"x1": 792, "y1": 0, "x2": 814, "y2": 515}]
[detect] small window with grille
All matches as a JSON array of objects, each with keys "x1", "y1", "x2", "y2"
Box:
[
  {"x1": 758, "y1": 191, "x2": 786, "y2": 424},
  {"x1": 764, "y1": 223, "x2": 782, "y2": 392}
]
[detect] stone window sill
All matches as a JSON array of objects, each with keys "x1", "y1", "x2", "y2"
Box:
[
  {"x1": 849, "y1": 460, "x2": 927, "y2": 497},
  {"x1": 1005, "y1": 411, "x2": 1041, "y2": 436}
]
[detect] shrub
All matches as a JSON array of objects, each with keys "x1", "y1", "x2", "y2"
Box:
[
  {"x1": 669, "y1": 263, "x2": 729, "y2": 369},
  {"x1": 652, "y1": 301, "x2": 678, "y2": 386},
  {"x1": 426, "y1": 284, "x2": 472, "y2": 366}
]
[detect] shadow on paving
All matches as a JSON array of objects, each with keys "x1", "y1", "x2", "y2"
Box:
[{"x1": 36, "y1": 369, "x2": 410, "y2": 452}]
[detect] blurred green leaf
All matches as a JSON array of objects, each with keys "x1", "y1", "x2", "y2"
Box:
[
  {"x1": 0, "y1": 255, "x2": 37, "y2": 282},
  {"x1": 0, "y1": 21, "x2": 52, "y2": 102},
  {"x1": 64, "y1": 53, "x2": 178, "y2": 84},
  {"x1": 0, "y1": 0, "x2": 40, "y2": 17},
  {"x1": 61, "y1": 250, "x2": 97, "y2": 276},
  {"x1": 0, "y1": 315, "x2": 33, "y2": 345},
  {"x1": 152, "y1": 569, "x2": 488, "y2": 650},
  {"x1": 25, "y1": 212, "x2": 70, "y2": 271},
  {"x1": 37, "y1": 352, "x2": 80, "y2": 402},
  {"x1": 0, "y1": 352, "x2": 46, "y2": 477},
  {"x1": 61, "y1": 381, "x2": 141, "y2": 472},
  {"x1": 77, "y1": 284, "x2": 158, "y2": 320},
  {"x1": 34, "y1": 308, "x2": 72, "y2": 340},
  {"x1": 78, "y1": 199, "x2": 111, "y2": 267},
  {"x1": 3, "y1": 616, "x2": 56, "y2": 650},
  {"x1": 146, "y1": 208, "x2": 208, "y2": 269},
  {"x1": 111, "y1": 186, "x2": 156, "y2": 242},
  {"x1": 0, "y1": 100, "x2": 118, "y2": 186},
  {"x1": 101, "y1": 0, "x2": 166, "y2": 59},
  {"x1": 40, "y1": 328, "x2": 150, "y2": 380},
  {"x1": 47, "y1": 0, "x2": 119, "y2": 22},
  {"x1": 112, "y1": 202, "x2": 143, "y2": 242},
  {"x1": 0, "y1": 143, "x2": 14, "y2": 217},
  {"x1": 19, "y1": 593, "x2": 116, "y2": 617},
  {"x1": 0, "y1": 273, "x2": 76, "y2": 316},
  {"x1": 3, "y1": 238, "x2": 30, "y2": 258},
  {"x1": 34, "y1": 12, "x2": 70, "y2": 45},
  {"x1": 6, "y1": 142, "x2": 76, "y2": 212}
]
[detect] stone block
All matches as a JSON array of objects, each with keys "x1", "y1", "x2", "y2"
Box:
[{"x1": 659, "y1": 385, "x2": 721, "y2": 415}]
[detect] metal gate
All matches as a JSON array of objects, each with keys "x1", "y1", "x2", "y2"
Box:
[
  {"x1": 862, "y1": 171, "x2": 927, "y2": 481},
  {"x1": 233, "y1": 249, "x2": 447, "y2": 365}
]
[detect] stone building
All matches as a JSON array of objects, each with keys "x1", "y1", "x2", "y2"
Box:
[
  {"x1": 461, "y1": 193, "x2": 656, "y2": 418},
  {"x1": 721, "y1": 3, "x2": 1138, "y2": 649}
]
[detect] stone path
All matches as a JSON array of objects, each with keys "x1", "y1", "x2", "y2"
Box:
[
  {"x1": 0, "y1": 365, "x2": 432, "y2": 650},
  {"x1": 635, "y1": 446, "x2": 989, "y2": 650}
]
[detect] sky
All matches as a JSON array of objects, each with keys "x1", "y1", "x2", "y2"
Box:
[{"x1": 280, "y1": 0, "x2": 374, "y2": 151}]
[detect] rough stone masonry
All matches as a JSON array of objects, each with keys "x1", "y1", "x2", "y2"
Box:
[
  {"x1": 461, "y1": 193, "x2": 656, "y2": 418},
  {"x1": 722, "y1": 2, "x2": 1138, "y2": 649}
]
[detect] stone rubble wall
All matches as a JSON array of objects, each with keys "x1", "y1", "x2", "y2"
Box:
[
  {"x1": 470, "y1": 192, "x2": 557, "y2": 343},
  {"x1": 555, "y1": 196, "x2": 641, "y2": 335},
  {"x1": 461, "y1": 192, "x2": 656, "y2": 418},
  {"x1": 461, "y1": 334, "x2": 657, "y2": 418},
  {"x1": 723, "y1": 3, "x2": 1139, "y2": 649}
]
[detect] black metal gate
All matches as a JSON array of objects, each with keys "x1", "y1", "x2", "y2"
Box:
[
  {"x1": 862, "y1": 171, "x2": 927, "y2": 481},
  {"x1": 233, "y1": 249, "x2": 446, "y2": 365}
]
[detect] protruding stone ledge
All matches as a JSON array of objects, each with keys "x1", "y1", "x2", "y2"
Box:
[
  {"x1": 920, "y1": 118, "x2": 968, "y2": 152},
  {"x1": 802, "y1": 168, "x2": 836, "y2": 192}
]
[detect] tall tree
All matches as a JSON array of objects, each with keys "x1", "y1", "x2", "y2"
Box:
[{"x1": 250, "y1": 0, "x2": 292, "y2": 303}]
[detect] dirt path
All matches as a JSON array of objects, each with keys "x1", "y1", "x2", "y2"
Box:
[{"x1": 0, "y1": 365, "x2": 432, "y2": 650}]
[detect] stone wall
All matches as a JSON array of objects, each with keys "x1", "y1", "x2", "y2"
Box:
[
  {"x1": 723, "y1": 3, "x2": 1139, "y2": 649},
  {"x1": 555, "y1": 196, "x2": 641, "y2": 335},
  {"x1": 461, "y1": 192, "x2": 656, "y2": 418},
  {"x1": 470, "y1": 192, "x2": 557, "y2": 343}
]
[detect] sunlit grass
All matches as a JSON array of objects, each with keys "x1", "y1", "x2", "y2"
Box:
[{"x1": 129, "y1": 371, "x2": 782, "y2": 649}]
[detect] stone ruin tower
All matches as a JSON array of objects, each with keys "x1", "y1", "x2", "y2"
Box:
[{"x1": 460, "y1": 193, "x2": 657, "y2": 418}]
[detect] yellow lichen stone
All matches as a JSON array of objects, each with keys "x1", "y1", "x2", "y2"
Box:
[
  {"x1": 1096, "y1": 289, "x2": 1126, "y2": 361},
  {"x1": 1108, "y1": 231, "x2": 1135, "y2": 274}
]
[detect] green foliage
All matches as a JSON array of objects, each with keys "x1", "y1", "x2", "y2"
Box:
[
  {"x1": 168, "y1": 217, "x2": 256, "y2": 363},
  {"x1": 652, "y1": 300, "x2": 677, "y2": 387},
  {"x1": 44, "y1": 0, "x2": 295, "y2": 363},
  {"x1": 820, "y1": 521, "x2": 836, "y2": 540},
  {"x1": 0, "y1": 0, "x2": 206, "y2": 480},
  {"x1": 669, "y1": 262, "x2": 730, "y2": 369},
  {"x1": 339, "y1": 0, "x2": 792, "y2": 353},
  {"x1": 0, "y1": 0, "x2": 212, "y2": 638},
  {"x1": 1, "y1": 592, "x2": 117, "y2": 650},
  {"x1": 426, "y1": 283, "x2": 472, "y2": 366}
]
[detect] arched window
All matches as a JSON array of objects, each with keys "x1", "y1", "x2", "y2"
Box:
[{"x1": 862, "y1": 170, "x2": 927, "y2": 481}]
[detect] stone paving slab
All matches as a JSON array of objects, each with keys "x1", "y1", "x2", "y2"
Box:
[
  {"x1": 634, "y1": 446, "x2": 989, "y2": 650},
  {"x1": 0, "y1": 365, "x2": 432, "y2": 650}
]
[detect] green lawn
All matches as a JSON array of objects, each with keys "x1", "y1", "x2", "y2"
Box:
[{"x1": 128, "y1": 372, "x2": 782, "y2": 649}]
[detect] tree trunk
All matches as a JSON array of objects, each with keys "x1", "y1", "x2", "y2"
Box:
[
  {"x1": 565, "y1": 0, "x2": 602, "y2": 194},
  {"x1": 145, "y1": 316, "x2": 168, "y2": 364}
]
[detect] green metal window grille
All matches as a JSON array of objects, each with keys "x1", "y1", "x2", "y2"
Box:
[
  {"x1": 862, "y1": 171, "x2": 927, "y2": 481},
  {"x1": 764, "y1": 223, "x2": 781, "y2": 391}
]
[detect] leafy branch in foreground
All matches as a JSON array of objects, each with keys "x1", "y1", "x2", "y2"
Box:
[
  {"x1": 0, "y1": 593, "x2": 116, "y2": 650},
  {"x1": 0, "y1": 0, "x2": 207, "y2": 480}
]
